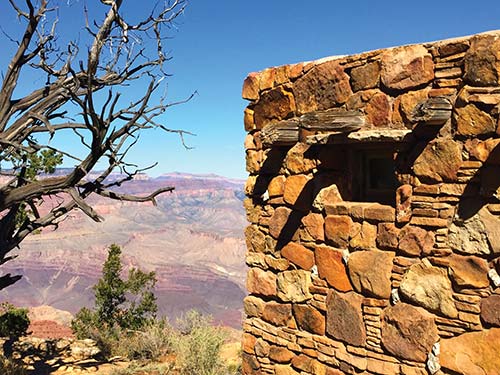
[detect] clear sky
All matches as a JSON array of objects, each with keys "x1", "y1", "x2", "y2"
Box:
[{"x1": 2, "y1": 1, "x2": 500, "y2": 179}]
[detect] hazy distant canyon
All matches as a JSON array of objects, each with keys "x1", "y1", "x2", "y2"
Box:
[{"x1": 0, "y1": 172, "x2": 247, "y2": 328}]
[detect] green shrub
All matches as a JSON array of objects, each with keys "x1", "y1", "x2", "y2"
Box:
[
  {"x1": 72, "y1": 244, "x2": 158, "y2": 348},
  {"x1": 113, "y1": 318, "x2": 172, "y2": 360},
  {"x1": 170, "y1": 310, "x2": 228, "y2": 375},
  {"x1": 0, "y1": 303, "x2": 29, "y2": 338}
]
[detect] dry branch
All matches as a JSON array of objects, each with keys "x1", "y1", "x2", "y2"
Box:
[{"x1": 0, "y1": 0, "x2": 190, "y2": 290}]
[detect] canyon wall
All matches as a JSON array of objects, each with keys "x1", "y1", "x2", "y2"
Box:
[{"x1": 242, "y1": 31, "x2": 500, "y2": 375}]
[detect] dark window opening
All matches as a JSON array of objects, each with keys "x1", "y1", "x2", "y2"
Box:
[{"x1": 351, "y1": 148, "x2": 399, "y2": 206}]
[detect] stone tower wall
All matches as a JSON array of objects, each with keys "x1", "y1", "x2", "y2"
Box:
[{"x1": 242, "y1": 31, "x2": 500, "y2": 375}]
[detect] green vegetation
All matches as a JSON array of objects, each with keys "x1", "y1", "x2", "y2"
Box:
[
  {"x1": 6, "y1": 150, "x2": 64, "y2": 229},
  {"x1": 170, "y1": 310, "x2": 230, "y2": 375},
  {"x1": 5, "y1": 149, "x2": 63, "y2": 182},
  {"x1": 111, "y1": 318, "x2": 172, "y2": 360},
  {"x1": 71, "y1": 244, "x2": 240, "y2": 374},
  {"x1": 0, "y1": 303, "x2": 30, "y2": 338},
  {"x1": 72, "y1": 244, "x2": 158, "y2": 345}
]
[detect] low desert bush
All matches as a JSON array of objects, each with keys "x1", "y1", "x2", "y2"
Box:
[
  {"x1": 0, "y1": 303, "x2": 29, "y2": 338},
  {"x1": 170, "y1": 310, "x2": 229, "y2": 375},
  {"x1": 74, "y1": 317, "x2": 171, "y2": 360},
  {"x1": 114, "y1": 318, "x2": 172, "y2": 360}
]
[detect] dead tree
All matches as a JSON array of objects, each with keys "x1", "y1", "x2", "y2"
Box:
[{"x1": 0, "y1": 0, "x2": 191, "y2": 289}]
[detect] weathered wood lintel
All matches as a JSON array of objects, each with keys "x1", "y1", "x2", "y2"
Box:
[
  {"x1": 299, "y1": 108, "x2": 365, "y2": 143},
  {"x1": 260, "y1": 119, "x2": 299, "y2": 147},
  {"x1": 306, "y1": 129, "x2": 414, "y2": 145},
  {"x1": 299, "y1": 108, "x2": 365, "y2": 131},
  {"x1": 261, "y1": 109, "x2": 364, "y2": 147},
  {"x1": 410, "y1": 97, "x2": 452, "y2": 125}
]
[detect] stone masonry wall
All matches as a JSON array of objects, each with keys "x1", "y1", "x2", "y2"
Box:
[{"x1": 242, "y1": 31, "x2": 500, "y2": 375}]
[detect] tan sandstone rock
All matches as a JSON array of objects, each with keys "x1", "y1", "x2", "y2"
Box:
[
  {"x1": 398, "y1": 88, "x2": 431, "y2": 123},
  {"x1": 254, "y1": 338, "x2": 270, "y2": 357},
  {"x1": 268, "y1": 176, "x2": 286, "y2": 197},
  {"x1": 413, "y1": 139, "x2": 462, "y2": 183},
  {"x1": 440, "y1": 328, "x2": 500, "y2": 375},
  {"x1": 398, "y1": 225, "x2": 435, "y2": 256},
  {"x1": 464, "y1": 34, "x2": 500, "y2": 86},
  {"x1": 301, "y1": 212, "x2": 325, "y2": 242},
  {"x1": 365, "y1": 91, "x2": 391, "y2": 127},
  {"x1": 247, "y1": 267, "x2": 277, "y2": 297},
  {"x1": 349, "y1": 221, "x2": 377, "y2": 250},
  {"x1": 262, "y1": 301, "x2": 292, "y2": 326},
  {"x1": 283, "y1": 174, "x2": 313, "y2": 211},
  {"x1": 449, "y1": 207, "x2": 500, "y2": 255},
  {"x1": 259, "y1": 68, "x2": 276, "y2": 91},
  {"x1": 399, "y1": 261, "x2": 458, "y2": 318},
  {"x1": 244, "y1": 107, "x2": 255, "y2": 131},
  {"x1": 381, "y1": 303, "x2": 438, "y2": 362},
  {"x1": 253, "y1": 85, "x2": 296, "y2": 129},
  {"x1": 350, "y1": 61, "x2": 380, "y2": 91},
  {"x1": 377, "y1": 223, "x2": 400, "y2": 250},
  {"x1": 269, "y1": 346, "x2": 295, "y2": 363},
  {"x1": 245, "y1": 225, "x2": 267, "y2": 253},
  {"x1": 454, "y1": 104, "x2": 496, "y2": 136},
  {"x1": 277, "y1": 270, "x2": 312, "y2": 302},
  {"x1": 465, "y1": 138, "x2": 500, "y2": 164},
  {"x1": 448, "y1": 254, "x2": 490, "y2": 289},
  {"x1": 284, "y1": 143, "x2": 317, "y2": 174},
  {"x1": 275, "y1": 364, "x2": 300, "y2": 375},
  {"x1": 293, "y1": 60, "x2": 352, "y2": 114},
  {"x1": 380, "y1": 45, "x2": 434, "y2": 90},
  {"x1": 396, "y1": 184, "x2": 412, "y2": 224},
  {"x1": 293, "y1": 304, "x2": 325, "y2": 335},
  {"x1": 242, "y1": 333, "x2": 257, "y2": 354},
  {"x1": 269, "y1": 206, "x2": 294, "y2": 239},
  {"x1": 242, "y1": 353, "x2": 261, "y2": 374},
  {"x1": 291, "y1": 355, "x2": 327, "y2": 375},
  {"x1": 480, "y1": 295, "x2": 500, "y2": 326},
  {"x1": 242, "y1": 72, "x2": 260, "y2": 101},
  {"x1": 244, "y1": 296, "x2": 265, "y2": 318},
  {"x1": 324, "y1": 215, "x2": 353, "y2": 248},
  {"x1": 347, "y1": 250, "x2": 394, "y2": 299}
]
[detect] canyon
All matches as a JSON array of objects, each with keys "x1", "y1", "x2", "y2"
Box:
[{"x1": 0, "y1": 172, "x2": 247, "y2": 328}]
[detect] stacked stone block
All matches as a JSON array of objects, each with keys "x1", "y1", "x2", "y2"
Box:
[{"x1": 242, "y1": 31, "x2": 500, "y2": 375}]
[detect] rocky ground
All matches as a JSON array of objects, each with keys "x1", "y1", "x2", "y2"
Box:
[{"x1": 16, "y1": 306, "x2": 241, "y2": 375}]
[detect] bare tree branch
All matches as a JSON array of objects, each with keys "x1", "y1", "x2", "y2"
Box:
[{"x1": 0, "y1": 0, "x2": 191, "y2": 289}]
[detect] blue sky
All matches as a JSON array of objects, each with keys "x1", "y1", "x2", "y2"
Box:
[{"x1": 2, "y1": 1, "x2": 500, "y2": 179}]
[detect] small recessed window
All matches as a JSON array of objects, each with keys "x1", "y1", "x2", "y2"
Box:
[{"x1": 352, "y1": 149, "x2": 399, "y2": 205}]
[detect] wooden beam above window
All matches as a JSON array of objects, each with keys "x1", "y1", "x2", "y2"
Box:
[
  {"x1": 306, "y1": 129, "x2": 413, "y2": 145},
  {"x1": 260, "y1": 108, "x2": 364, "y2": 147}
]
